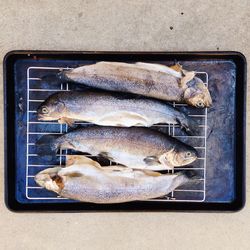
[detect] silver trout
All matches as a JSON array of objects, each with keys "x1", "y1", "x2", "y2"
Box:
[
  {"x1": 36, "y1": 126, "x2": 198, "y2": 170},
  {"x1": 37, "y1": 91, "x2": 199, "y2": 135},
  {"x1": 58, "y1": 62, "x2": 212, "y2": 108},
  {"x1": 35, "y1": 155, "x2": 190, "y2": 203}
]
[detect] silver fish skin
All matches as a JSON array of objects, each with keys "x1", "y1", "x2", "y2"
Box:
[
  {"x1": 36, "y1": 126, "x2": 198, "y2": 170},
  {"x1": 34, "y1": 156, "x2": 190, "y2": 203},
  {"x1": 37, "y1": 91, "x2": 199, "y2": 134},
  {"x1": 58, "y1": 62, "x2": 212, "y2": 108}
]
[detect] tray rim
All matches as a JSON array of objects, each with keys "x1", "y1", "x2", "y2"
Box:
[{"x1": 3, "y1": 50, "x2": 246, "y2": 212}]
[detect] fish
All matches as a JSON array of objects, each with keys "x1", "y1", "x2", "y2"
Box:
[
  {"x1": 57, "y1": 62, "x2": 212, "y2": 108},
  {"x1": 37, "y1": 90, "x2": 200, "y2": 134},
  {"x1": 34, "y1": 155, "x2": 191, "y2": 203},
  {"x1": 36, "y1": 126, "x2": 198, "y2": 170}
]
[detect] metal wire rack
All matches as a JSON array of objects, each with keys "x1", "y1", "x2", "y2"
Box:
[{"x1": 26, "y1": 66, "x2": 208, "y2": 202}]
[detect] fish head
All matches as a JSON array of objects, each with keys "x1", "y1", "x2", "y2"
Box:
[
  {"x1": 173, "y1": 144, "x2": 198, "y2": 166},
  {"x1": 159, "y1": 145, "x2": 198, "y2": 167},
  {"x1": 37, "y1": 94, "x2": 65, "y2": 121},
  {"x1": 34, "y1": 167, "x2": 64, "y2": 193},
  {"x1": 183, "y1": 77, "x2": 212, "y2": 108}
]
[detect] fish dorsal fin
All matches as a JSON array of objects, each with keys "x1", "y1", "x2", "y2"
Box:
[
  {"x1": 60, "y1": 156, "x2": 105, "y2": 177},
  {"x1": 135, "y1": 62, "x2": 182, "y2": 78},
  {"x1": 66, "y1": 155, "x2": 101, "y2": 168},
  {"x1": 62, "y1": 157, "x2": 132, "y2": 178}
]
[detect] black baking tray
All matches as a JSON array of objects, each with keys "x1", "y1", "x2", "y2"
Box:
[{"x1": 4, "y1": 51, "x2": 246, "y2": 212}]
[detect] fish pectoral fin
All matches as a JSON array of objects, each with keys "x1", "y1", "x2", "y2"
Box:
[
  {"x1": 142, "y1": 170, "x2": 162, "y2": 177},
  {"x1": 180, "y1": 71, "x2": 196, "y2": 88},
  {"x1": 58, "y1": 117, "x2": 75, "y2": 127},
  {"x1": 143, "y1": 156, "x2": 160, "y2": 166},
  {"x1": 98, "y1": 112, "x2": 148, "y2": 127},
  {"x1": 66, "y1": 155, "x2": 101, "y2": 168}
]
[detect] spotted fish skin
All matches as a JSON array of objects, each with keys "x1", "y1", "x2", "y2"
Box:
[
  {"x1": 58, "y1": 61, "x2": 212, "y2": 107},
  {"x1": 37, "y1": 91, "x2": 199, "y2": 134},
  {"x1": 61, "y1": 167, "x2": 189, "y2": 203},
  {"x1": 34, "y1": 158, "x2": 190, "y2": 203},
  {"x1": 36, "y1": 126, "x2": 198, "y2": 170}
]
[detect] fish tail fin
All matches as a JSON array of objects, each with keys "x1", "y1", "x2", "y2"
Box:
[
  {"x1": 35, "y1": 134, "x2": 61, "y2": 157},
  {"x1": 177, "y1": 114, "x2": 200, "y2": 135},
  {"x1": 179, "y1": 170, "x2": 202, "y2": 187},
  {"x1": 41, "y1": 74, "x2": 62, "y2": 88},
  {"x1": 175, "y1": 170, "x2": 198, "y2": 187},
  {"x1": 181, "y1": 170, "x2": 197, "y2": 179},
  {"x1": 163, "y1": 170, "x2": 193, "y2": 194},
  {"x1": 57, "y1": 70, "x2": 71, "y2": 82}
]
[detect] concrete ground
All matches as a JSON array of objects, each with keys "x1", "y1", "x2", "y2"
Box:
[{"x1": 0, "y1": 1, "x2": 249, "y2": 249}]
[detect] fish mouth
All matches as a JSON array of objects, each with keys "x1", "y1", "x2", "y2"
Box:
[
  {"x1": 183, "y1": 156, "x2": 197, "y2": 165},
  {"x1": 202, "y1": 87, "x2": 213, "y2": 107},
  {"x1": 37, "y1": 115, "x2": 44, "y2": 121},
  {"x1": 205, "y1": 95, "x2": 213, "y2": 107},
  {"x1": 37, "y1": 114, "x2": 54, "y2": 121},
  {"x1": 35, "y1": 167, "x2": 62, "y2": 192},
  {"x1": 34, "y1": 173, "x2": 48, "y2": 188}
]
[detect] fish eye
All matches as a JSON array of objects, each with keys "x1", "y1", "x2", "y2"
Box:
[
  {"x1": 196, "y1": 101, "x2": 204, "y2": 108},
  {"x1": 41, "y1": 106, "x2": 49, "y2": 114},
  {"x1": 185, "y1": 152, "x2": 192, "y2": 158}
]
